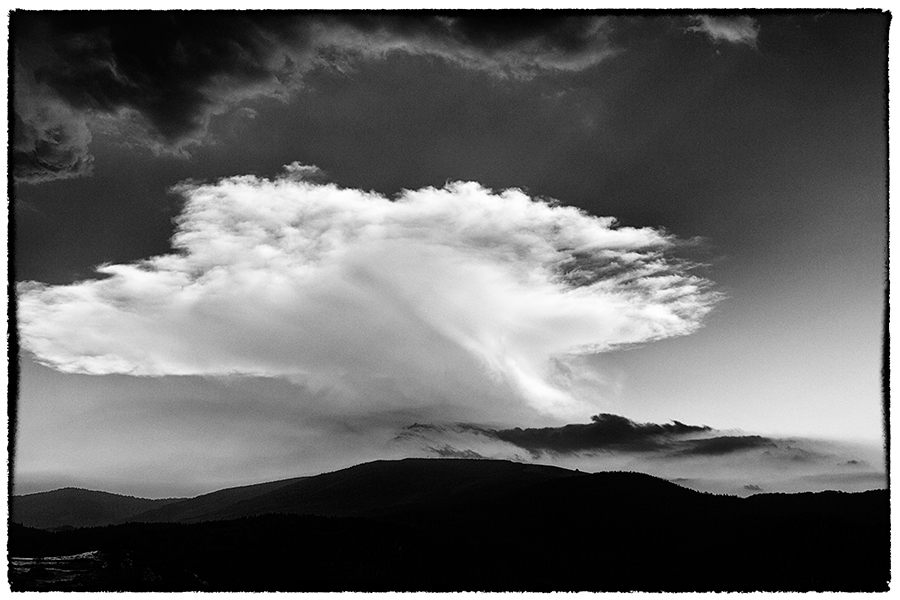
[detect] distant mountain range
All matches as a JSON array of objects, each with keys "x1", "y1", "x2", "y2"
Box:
[
  {"x1": 9, "y1": 458, "x2": 890, "y2": 592},
  {"x1": 10, "y1": 487, "x2": 184, "y2": 530}
]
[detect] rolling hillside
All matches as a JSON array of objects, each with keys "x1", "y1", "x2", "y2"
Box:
[
  {"x1": 10, "y1": 488, "x2": 183, "y2": 530},
  {"x1": 9, "y1": 458, "x2": 890, "y2": 592},
  {"x1": 128, "y1": 458, "x2": 578, "y2": 523}
]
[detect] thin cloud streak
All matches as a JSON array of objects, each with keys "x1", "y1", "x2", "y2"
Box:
[
  {"x1": 18, "y1": 166, "x2": 719, "y2": 421},
  {"x1": 686, "y1": 15, "x2": 760, "y2": 47}
]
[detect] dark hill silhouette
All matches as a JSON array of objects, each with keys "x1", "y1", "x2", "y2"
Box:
[
  {"x1": 9, "y1": 459, "x2": 889, "y2": 591},
  {"x1": 131, "y1": 458, "x2": 579, "y2": 524},
  {"x1": 10, "y1": 488, "x2": 183, "y2": 530},
  {"x1": 125, "y1": 475, "x2": 308, "y2": 524}
]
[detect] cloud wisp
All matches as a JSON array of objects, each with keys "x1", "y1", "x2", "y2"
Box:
[
  {"x1": 686, "y1": 15, "x2": 760, "y2": 47},
  {"x1": 12, "y1": 12, "x2": 616, "y2": 183},
  {"x1": 18, "y1": 167, "x2": 719, "y2": 421}
]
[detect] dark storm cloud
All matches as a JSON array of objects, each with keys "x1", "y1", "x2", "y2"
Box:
[
  {"x1": 12, "y1": 11, "x2": 616, "y2": 183},
  {"x1": 393, "y1": 417, "x2": 885, "y2": 496},
  {"x1": 12, "y1": 11, "x2": 311, "y2": 183},
  {"x1": 398, "y1": 414, "x2": 717, "y2": 458},
  {"x1": 492, "y1": 413, "x2": 713, "y2": 454},
  {"x1": 322, "y1": 12, "x2": 616, "y2": 74},
  {"x1": 13, "y1": 63, "x2": 94, "y2": 183},
  {"x1": 398, "y1": 415, "x2": 815, "y2": 462}
]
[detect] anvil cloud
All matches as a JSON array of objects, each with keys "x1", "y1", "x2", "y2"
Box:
[{"x1": 18, "y1": 167, "x2": 719, "y2": 419}]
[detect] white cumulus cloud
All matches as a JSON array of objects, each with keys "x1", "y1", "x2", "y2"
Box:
[{"x1": 18, "y1": 167, "x2": 719, "y2": 420}]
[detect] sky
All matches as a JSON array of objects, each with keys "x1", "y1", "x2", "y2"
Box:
[{"x1": 10, "y1": 10, "x2": 889, "y2": 498}]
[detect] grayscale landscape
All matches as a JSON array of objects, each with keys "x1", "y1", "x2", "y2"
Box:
[{"x1": 10, "y1": 10, "x2": 889, "y2": 592}]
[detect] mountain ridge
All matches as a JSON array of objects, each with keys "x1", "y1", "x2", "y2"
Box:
[
  {"x1": 10, "y1": 487, "x2": 185, "y2": 530},
  {"x1": 12, "y1": 457, "x2": 886, "y2": 529},
  {"x1": 9, "y1": 458, "x2": 889, "y2": 591}
]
